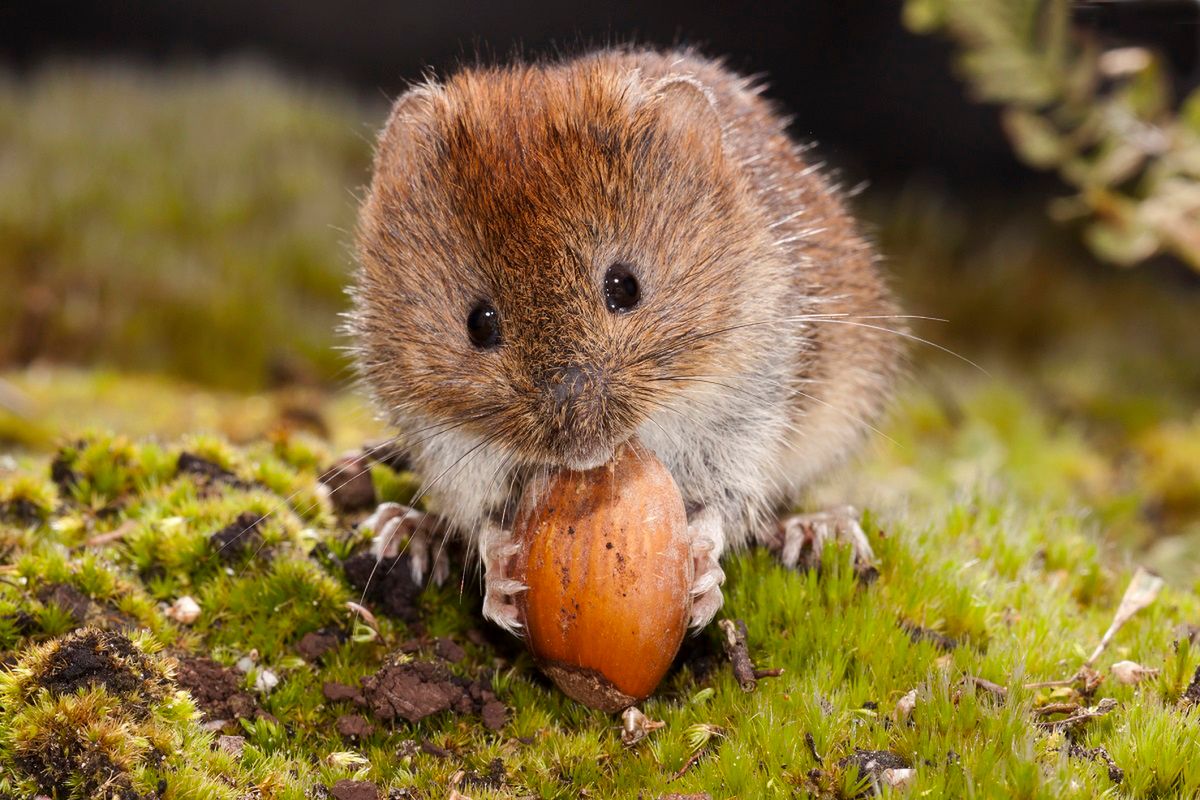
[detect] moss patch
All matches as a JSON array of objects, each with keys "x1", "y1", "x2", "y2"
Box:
[{"x1": 0, "y1": 377, "x2": 1197, "y2": 798}]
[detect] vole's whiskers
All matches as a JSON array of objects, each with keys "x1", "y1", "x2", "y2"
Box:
[
  {"x1": 365, "y1": 428, "x2": 506, "y2": 597},
  {"x1": 788, "y1": 388, "x2": 900, "y2": 448},
  {"x1": 783, "y1": 316, "x2": 988, "y2": 375},
  {"x1": 222, "y1": 431, "x2": 406, "y2": 568},
  {"x1": 227, "y1": 406, "x2": 508, "y2": 572}
]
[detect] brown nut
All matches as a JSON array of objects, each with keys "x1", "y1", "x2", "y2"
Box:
[{"x1": 512, "y1": 438, "x2": 692, "y2": 712}]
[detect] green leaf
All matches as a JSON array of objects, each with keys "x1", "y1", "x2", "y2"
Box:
[{"x1": 1002, "y1": 108, "x2": 1068, "y2": 168}]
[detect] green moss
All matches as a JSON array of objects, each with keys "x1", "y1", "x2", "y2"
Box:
[{"x1": 1, "y1": 375, "x2": 1199, "y2": 797}]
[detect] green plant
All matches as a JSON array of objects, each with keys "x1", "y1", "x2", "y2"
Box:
[{"x1": 905, "y1": 0, "x2": 1200, "y2": 270}]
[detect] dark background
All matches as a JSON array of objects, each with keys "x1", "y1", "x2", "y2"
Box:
[
  {"x1": 8, "y1": 0, "x2": 1198, "y2": 192},
  {"x1": 9, "y1": 1, "x2": 1200, "y2": 189}
]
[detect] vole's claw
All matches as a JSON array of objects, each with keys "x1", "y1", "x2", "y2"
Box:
[
  {"x1": 481, "y1": 523, "x2": 526, "y2": 635},
  {"x1": 687, "y1": 509, "x2": 726, "y2": 630},
  {"x1": 773, "y1": 505, "x2": 876, "y2": 579},
  {"x1": 364, "y1": 502, "x2": 450, "y2": 586},
  {"x1": 689, "y1": 573, "x2": 725, "y2": 630}
]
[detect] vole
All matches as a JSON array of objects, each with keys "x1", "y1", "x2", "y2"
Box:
[{"x1": 350, "y1": 47, "x2": 903, "y2": 634}]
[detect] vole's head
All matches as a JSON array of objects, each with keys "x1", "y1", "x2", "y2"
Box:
[{"x1": 353, "y1": 54, "x2": 780, "y2": 470}]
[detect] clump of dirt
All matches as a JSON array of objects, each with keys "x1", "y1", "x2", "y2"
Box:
[
  {"x1": 4, "y1": 629, "x2": 175, "y2": 799},
  {"x1": 13, "y1": 731, "x2": 158, "y2": 800},
  {"x1": 49, "y1": 439, "x2": 85, "y2": 493},
  {"x1": 342, "y1": 552, "x2": 422, "y2": 621},
  {"x1": 323, "y1": 681, "x2": 365, "y2": 704},
  {"x1": 360, "y1": 658, "x2": 507, "y2": 730},
  {"x1": 176, "y1": 452, "x2": 253, "y2": 493},
  {"x1": 37, "y1": 583, "x2": 94, "y2": 625},
  {"x1": 434, "y1": 637, "x2": 466, "y2": 663},
  {"x1": 209, "y1": 511, "x2": 265, "y2": 561},
  {"x1": 319, "y1": 454, "x2": 376, "y2": 513},
  {"x1": 1, "y1": 496, "x2": 46, "y2": 525},
  {"x1": 37, "y1": 628, "x2": 171, "y2": 714},
  {"x1": 296, "y1": 627, "x2": 343, "y2": 662},
  {"x1": 174, "y1": 655, "x2": 258, "y2": 722},
  {"x1": 329, "y1": 779, "x2": 379, "y2": 800},
  {"x1": 336, "y1": 713, "x2": 374, "y2": 738}
]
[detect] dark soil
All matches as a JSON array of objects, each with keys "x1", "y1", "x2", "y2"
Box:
[
  {"x1": 323, "y1": 681, "x2": 366, "y2": 704},
  {"x1": 39, "y1": 629, "x2": 170, "y2": 712},
  {"x1": 336, "y1": 713, "x2": 374, "y2": 738},
  {"x1": 360, "y1": 658, "x2": 507, "y2": 729},
  {"x1": 319, "y1": 454, "x2": 376, "y2": 513},
  {"x1": 37, "y1": 582, "x2": 93, "y2": 625},
  {"x1": 1, "y1": 496, "x2": 45, "y2": 524},
  {"x1": 296, "y1": 627, "x2": 343, "y2": 662},
  {"x1": 209, "y1": 511, "x2": 265, "y2": 561},
  {"x1": 342, "y1": 552, "x2": 422, "y2": 622},
  {"x1": 479, "y1": 695, "x2": 508, "y2": 731},
  {"x1": 49, "y1": 440, "x2": 84, "y2": 493},
  {"x1": 434, "y1": 636, "x2": 466, "y2": 663},
  {"x1": 329, "y1": 779, "x2": 379, "y2": 800},
  {"x1": 174, "y1": 655, "x2": 258, "y2": 722},
  {"x1": 176, "y1": 452, "x2": 253, "y2": 492},
  {"x1": 16, "y1": 741, "x2": 149, "y2": 800},
  {"x1": 361, "y1": 659, "x2": 472, "y2": 723}
]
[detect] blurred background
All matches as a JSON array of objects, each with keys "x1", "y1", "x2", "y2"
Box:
[{"x1": 1, "y1": 1, "x2": 1199, "y2": 581}]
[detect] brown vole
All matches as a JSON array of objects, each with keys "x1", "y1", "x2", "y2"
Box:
[{"x1": 351, "y1": 47, "x2": 903, "y2": 633}]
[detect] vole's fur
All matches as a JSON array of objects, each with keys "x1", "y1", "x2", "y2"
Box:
[{"x1": 351, "y1": 47, "x2": 902, "y2": 631}]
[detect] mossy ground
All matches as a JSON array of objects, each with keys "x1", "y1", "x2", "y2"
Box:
[
  {"x1": 1, "y1": 60, "x2": 1199, "y2": 800},
  {"x1": 1, "y1": 371, "x2": 1198, "y2": 799}
]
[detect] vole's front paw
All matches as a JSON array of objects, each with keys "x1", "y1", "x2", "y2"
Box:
[
  {"x1": 687, "y1": 509, "x2": 726, "y2": 630},
  {"x1": 773, "y1": 505, "x2": 877, "y2": 580},
  {"x1": 481, "y1": 523, "x2": 527, "y2": 635},
  {"x1": 363, "y1": 502, "x2": 450, "y2": 586}
]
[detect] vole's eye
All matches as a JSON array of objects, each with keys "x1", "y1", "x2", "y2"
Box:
[
  {"x1": 466, "y1": 302, "x2": 501, "y2": 349},
  {"x1": 604, "y1": 263, "x2": 640, "y2": 313}
]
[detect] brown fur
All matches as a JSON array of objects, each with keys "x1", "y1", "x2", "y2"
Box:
[{"x1": 352, "y1": 46, "x2": 901, "y2": 551}]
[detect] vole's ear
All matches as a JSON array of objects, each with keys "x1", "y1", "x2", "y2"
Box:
[
  {"x1": 636, "y1": 75, "x2": 723, "y2": 160},
  {"x1": 375, "y1": 82, "x2": 443, "y2": 171}
]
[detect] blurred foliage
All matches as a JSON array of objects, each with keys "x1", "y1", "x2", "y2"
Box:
[
  {"x1": 0, "y1": 61, "x2": 380, "y2": 388},
  {"x1": 905, "y1": 0, "x2": 1200, "y2": 271},
  {"x1": 0, "y1": 366, "x2": 385, "y2": 452}
]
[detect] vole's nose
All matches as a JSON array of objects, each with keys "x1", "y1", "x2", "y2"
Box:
[{"x1": 550, "y1": 365, "x2": 590, "y2": 413}]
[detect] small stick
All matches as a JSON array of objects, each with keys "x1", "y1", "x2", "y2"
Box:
[
  {"x1": 1034, "y1": 702, "x2": 1081, "y2": 718},
  {"x1": 962, "y1": 675, "x2": 1008, "y2": 698},
  {"x1": 671, "y1": 749, "x2": 707, "y2": 781},
  {"x1": 85, "y1": 520, "x2": 136, "y2": 547},
  {"x1": 718, "y1": 618, "x2": 759, "y2": 691},
  {"x1": 1034, "y1": 698, "x2": 1118, "y2": 730}
]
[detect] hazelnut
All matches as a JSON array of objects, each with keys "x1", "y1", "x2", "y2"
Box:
[{"x1": 513, "y1": 439, "x2": 692, "y2": 711}]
